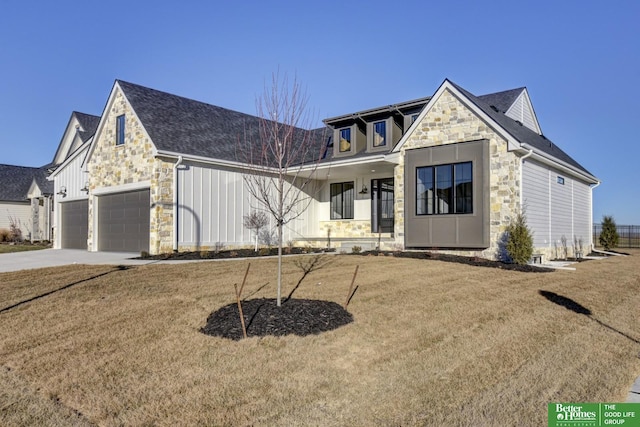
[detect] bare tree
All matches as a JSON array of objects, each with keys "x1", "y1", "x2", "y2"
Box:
[
  {"x1": 239, "y1": 72, "x2": 327, "y2": 306},
  {"x1": 243, "y1": 211, "x2": 269, "y2": 252}
]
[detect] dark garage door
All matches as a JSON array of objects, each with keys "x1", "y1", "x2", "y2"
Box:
[
  {"x1": 98, "y1": 189, "x2": 150, "y2": 252},
  {"x1": 61, "y1": 199, "x2": 88, "y2": 249}
]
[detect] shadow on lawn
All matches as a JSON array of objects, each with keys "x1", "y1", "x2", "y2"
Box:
[
  {"x1": 0, "y1": 265, "x2": 132, "y2": 314},
  {"x1": 539, "y1": 290, "x2": 639, "y2": 345}
]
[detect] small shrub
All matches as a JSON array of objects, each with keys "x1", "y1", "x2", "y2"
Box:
[
  {"x1": 599, "y1": 215, "x2": 619, "y2": 250},
  {"x1": 505, "y1": 211, "x2": 534, "y2": 265},
  {"x1": 200, "y1": 250, "x2": 210, "y2": 258},
  {"x1": 8, "y1": 216, "x2": 23, "y2": 242},
  {"x1": 351, "y1": 246, "x2": 362, "y2": 254},
  {"x1": 560, "y1": 235, "x2": 568, "y2": 260},
  {"x1": 140, "y1": 250, "x2": 150, "y2": 259},
  {"x1": 214, "y1": 242, "x2": 225, "y2": 253},
  {"x1": 230, "y1": 251, "x2": 238, "y2": 257},
  {"x1": 0, "y1": 228, "x2": 9, "y2": 242},
  {"x1": 244, "y1": 211, "x2": 269, "y2": 251}
]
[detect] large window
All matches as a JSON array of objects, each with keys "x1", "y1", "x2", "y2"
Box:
[
  {"x1": 116, "y1": 114, "x2": 125, "y2": 145},
  {"x1": 330, "y1": 182, "x2": 354, "y2": 219},
  {"x1": 416, "y1": 162, "x2": 472, "y2": 215},
  {"x1": 372, "y1": 121, "x2": 386, "y2": 147},
  {"x1": 339, "y1": 128, "x2": 351, "y2": 152}
]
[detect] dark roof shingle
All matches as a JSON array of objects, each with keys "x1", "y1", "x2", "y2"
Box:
[
  {"x1": 0, "y1": 164, "x2": 51, "y2": 202},
  {"x1": 477, "y1": 87, "x2": 524, "y2": 113}
]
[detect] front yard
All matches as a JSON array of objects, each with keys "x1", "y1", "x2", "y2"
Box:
[
  {"x1": 0, "y1": 252, "x2": 638, "y2": 426},
  {"x1": 0, "y1": 243, "x2": 49, "y2": 254}
]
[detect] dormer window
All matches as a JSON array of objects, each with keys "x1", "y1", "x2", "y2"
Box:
[
  {"x1": 116, "y1": 114, "x2": 125, "y2": 145},
  {"x1": 372, "y1": 121, "x2": 386, "y2": 147},
  {"x1": 366, "y1": 118, "x2": 396, "y2": 153},
  {"x1": 339, "y1": 128, "x2": 351, "y2": 153}
]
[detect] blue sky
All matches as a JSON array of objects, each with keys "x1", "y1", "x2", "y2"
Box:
[{"x1": 1, "y1": 0, "x2": 638, "y2": 223}]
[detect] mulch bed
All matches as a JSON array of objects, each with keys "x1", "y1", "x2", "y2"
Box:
[
  {"x1": 137, "y1": 247, "x2": 332, "y2": 260},
  {"x1": 201, "y1": 298, "x2": 353, "y2": 340},
  {"x1": 352, "y1": 250, "x2": 554, "y2": 272}
]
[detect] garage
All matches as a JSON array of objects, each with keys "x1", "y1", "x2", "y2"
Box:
[
  {"x1": 60, "y1": 199, "x2": 88, "y2": 249},
  {"x1": 98, "y1": 189, "x2": 150, "y2": 252}
]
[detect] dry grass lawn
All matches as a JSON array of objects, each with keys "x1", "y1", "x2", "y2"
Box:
[{"x1": 1, "y1": 252, "x2": 639, "y2": 426}]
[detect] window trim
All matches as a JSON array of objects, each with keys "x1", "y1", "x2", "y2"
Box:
[
  {"x1": 338, "y1": 127, "x2": 352, "y2": 153},
  {"x1": 116, "y1": 114, "x2": 125, "y2": 146},
  {"x1": 330, "y1": 181, "x2": 354, "y2": 220},
  {"x1": 416, "y1": 161, "x2": 473, "y2": 216},
  {"x1": 372, "y1": 120, "x2": 387, "y2": 148}
]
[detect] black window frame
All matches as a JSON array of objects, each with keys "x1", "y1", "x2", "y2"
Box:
[
  {"x1": 116, "y1": 114, "x2": 125, "y2": 146},
  {"x1": 330, "y1": 181, "x2": 354, "y2": 220},
  {"x1": 416, "y1": 161, "x2": 473, "y2": 216}
]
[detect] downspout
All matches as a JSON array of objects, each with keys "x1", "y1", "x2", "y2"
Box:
[
  {"x1": 519, "y1": 149, "x2": 534, "y2": 208},
  {"x1": 173, "y1": 156, "x2": 183, "y2": 252},
  {"x1": 590, "y1": 181, "x2": 601, "y2": 250}
]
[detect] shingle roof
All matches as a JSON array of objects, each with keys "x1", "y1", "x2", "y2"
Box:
[
  {"x1": 477, "y1": 88, "x2": 524, "y2": 113},
  {"x1": 74, "y1": 111, "x2": 101, "y2": 143},
  {"x1": 447, "y1": 80, "x2": 595, "y2": 179},
  {"x1": 0, "y1": 164, "x2": 51, "y2": 202},
  {"x1": 117, "y1": 80, "x2": 328, "y2": 165}
]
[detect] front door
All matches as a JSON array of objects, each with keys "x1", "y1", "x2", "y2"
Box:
[{"x1": 371, "y1": 178, "x2": 394, "y2": 233}]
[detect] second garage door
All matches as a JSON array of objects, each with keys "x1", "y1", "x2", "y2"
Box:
[
  {"x1": 98, "y1": 189, "x2": 150, "y2": 252},
  {"x1": 60, "y1": 199, "x2": 88, "y2": 249}
]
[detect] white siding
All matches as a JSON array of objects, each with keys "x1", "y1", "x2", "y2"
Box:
[
  {"x1": 53, "y1": 148, "x2": 89, "y2": 201},
  {"x1": 0, "y1": 201, "x2": 31, "y2": 233},
  {"x1": 522, "y1": 160, "x2": 550, "y2": 246},
  {"x1": 52, "y1": 146, "x2": 90, "y2": 248},
  {"x1": 550, "y1": 173, "x2": 573, "y2": 243},
  {"x1": 522, "y1": 159, "x2": 593, "y2": 253},
  {"x1": 177, "y1": 163, "x2": 319, "y2": 248},
  {"x1": 505, "y1": 92, "x2": 540, "y2": 134},
  {"x1": 572, "y1": 180, "x2": 592, "y2": 247}
]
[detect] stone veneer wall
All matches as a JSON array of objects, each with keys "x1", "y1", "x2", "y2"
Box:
[
  {"x1": 87, "y1": 87, "x2": 174, "y2": 255},
  {"x1": 395, "y1": 89, "x2": 521, "y2": 260},
  {"x1": 319, "y1": 220, "x2": 394, "y2": 239}
]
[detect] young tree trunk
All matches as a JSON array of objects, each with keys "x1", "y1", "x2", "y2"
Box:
[{"x1": 277, "y1": 221, "x2": 283, "y2": 306}]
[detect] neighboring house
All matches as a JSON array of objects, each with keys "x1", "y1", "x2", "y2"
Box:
[
  {"x1": 50, "y1": 78, "x2": 598, "y2": 260},
  {"x1": 0, "y1": 111, "x2": 99, "y2": 243},
  {"x1": 0, "y1": 164, "x2": 53, "y2": 241}
]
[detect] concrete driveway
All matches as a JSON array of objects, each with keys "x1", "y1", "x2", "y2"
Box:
[{"x1": 0, "y1": 249, "x2": 156, "y2": 273}]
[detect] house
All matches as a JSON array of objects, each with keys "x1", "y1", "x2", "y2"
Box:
[
  {"x1": 0, "y1": 111, "x2": 99, "y2": 244},
  {"x1": 0, "y1": 164, "x2": 53, "y2": 241},
  {"x1": 49, "y1": 78, "x2": 598, "y2": 260}
]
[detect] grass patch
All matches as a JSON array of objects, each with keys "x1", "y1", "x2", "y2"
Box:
[
  {"x1": 0, "y1": 244, "x2": 49, "y2": 254},
  {"x1": 0, "y1": 253, "x2": 639, "y2": 425}
]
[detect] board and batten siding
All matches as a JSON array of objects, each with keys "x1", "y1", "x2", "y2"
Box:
[
  {"x1": 522, "y1": 159, "x2": 592, "y2": 251},
  {"x1": 177, "y1": 163, "x2": 319, "y2": 249},
  {"x1": 52, "y1": 147, "x2": 90, "y2": 248}
]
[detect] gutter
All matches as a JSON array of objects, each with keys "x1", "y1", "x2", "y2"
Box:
[{"x1": 173, "y1": 155, "x2": 183, "y2": 252}]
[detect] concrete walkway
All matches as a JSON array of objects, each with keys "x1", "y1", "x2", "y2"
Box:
[{"x1": 0, "y1": 249, "x2": 160, "y2": 273}]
